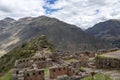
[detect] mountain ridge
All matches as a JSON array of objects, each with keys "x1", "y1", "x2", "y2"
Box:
[
  {"x1": 0, "y1": 16, "x2": 114, "y2": 56},
  {"x1": 86, "y1": 19, "x2": 120, "y2": 48}
]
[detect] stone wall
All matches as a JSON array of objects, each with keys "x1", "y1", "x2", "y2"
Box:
[
  {"x1": 70, "y1": 60, "x2": 88, "y2": 68},
  {"x1": 12, "y1": 50, "x2": 91, "y2": 80},
  {"x1": 24, "y1": 69, "x2": 44, "y2": 80},
  {"x1": 12, "y1": 69, "x2": 20, "y2": 80},
  {"x1": 12, "y1": 57, "x2": 53, "y2": 80},
  {"x1": 50, "y1": 66, "x2": 68, "y2": 79},
  {"x1": 36, "y1": 60, "x2": 53, "y2": 69},
  {"x1": 15, "y1": 57, "x2": 46, "y2": 66},
  {"x1": 49, "y1": 66, "x2": 79, "y2": 79},
  {"x1": 67, "y1": 67, "x2": 76, "y2": 76},
  {"x1": 13, "y1": 66, "x2": 79, "y2": 80},
  {"x1": 95, "y1": 57, "x2": 120, "y2": 69},
  {"x1": 14, "y1": 57, "x2": 53, "y2": 69},
  {"x1": 74, "y1": 52, "x2": 95, "y2": 58}
]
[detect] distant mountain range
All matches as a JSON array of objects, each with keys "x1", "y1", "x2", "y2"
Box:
[
  {"x1": 0, "y1": 16, "x2": 113, "y2": 55},
  {"x1": 86, "y1": 19, "x2": 120, "y2": 48}
]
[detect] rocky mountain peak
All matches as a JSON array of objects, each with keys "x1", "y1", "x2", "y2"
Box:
[
  {"x1": 18, "y1": 17, "x2": 32, "y2": 21},
  {"x1": 3, "y1": 17, "x2": 15, "y2": 22},
  {"x1": 0, "y1": 17, "x2": 15, "y2": 27}
]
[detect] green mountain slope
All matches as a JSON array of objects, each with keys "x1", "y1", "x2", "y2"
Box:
[{"x1": 0, "y1": 35, "x2": 54, "y2": 75}]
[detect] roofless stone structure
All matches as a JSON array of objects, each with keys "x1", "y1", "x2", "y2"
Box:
[
  {"x1": 96, "y1": 50, "x2": 120, "y2": 69},
  {"x1": 12, "y1": 50, "x2": 95, "y2": 80}
]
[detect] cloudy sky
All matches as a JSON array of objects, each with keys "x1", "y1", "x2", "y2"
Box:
[{"x1": 0, "y1": 0, "x2": 120, "y2": 29}]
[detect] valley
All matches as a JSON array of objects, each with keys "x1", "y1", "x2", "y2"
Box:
[
  {"x1": 0, "y1": 0, "x2": 120, "y2": 80},
  {"x1": 0, "y1": 16, "x2": 114, "y2": 56},
  {"x1": 0, "y1": 16, "x2": 120, "y2": 80}
]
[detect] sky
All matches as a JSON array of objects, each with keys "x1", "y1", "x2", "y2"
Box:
[{"x1": 0, "y1": 0, "x2": 120, "y2": 29}]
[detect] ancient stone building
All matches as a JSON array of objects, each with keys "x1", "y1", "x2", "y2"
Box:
[
  {"x1": 50, "y1": 66, "x2": 68, "y2": 79},
  {"x1": 13, "y1": 69, "x2": 45, "y2": 80},
  {"x1": 49, "y1": 66, "x2": 80, "y2": 79},
  {"x1": 70, "y1": 61, "x2": 88, "y2": 68},
  {"x1": 12, "y1": 56, "x2": 53, "y2": 80},
  {"x1": 12, "y1": 50, "x2": 95, "y2": 80},
  {"x1": 24, "y1": 69, "x2": 44, "y2": 80},
  {"x1": 14, "y1": 57, "x2": 53, "y2": 69},
  {"x1": 95, "y1": 50, "x2": 120, "y2": 69}
]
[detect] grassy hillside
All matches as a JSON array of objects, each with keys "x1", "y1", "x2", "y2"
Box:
[
  {"x1": 0, "y1": 70, "x2": 12, "y2": 80},
  {"x1": 0, "y1": 35, "x2": 54, "y2": 75},
  {"x1": 82, "y1": 74, "x2": 112, "y2": 80}
]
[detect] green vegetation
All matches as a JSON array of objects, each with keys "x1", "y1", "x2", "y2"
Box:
[
  {"x1": 82, "y1": 74, "x2": 112, "y2": 80},
  {"x1": 0, "y1": 69, "x2": 12, "y2": 80},
  {"x1": 65, "y1": 59, "x2": 78, "y2": 64},
  {"x1": 96, "y1": 54, "x2": 117, "y2": 60},
  {"x1": 79, "y1": 67, "x2": 86, "y2": 72},
  {"x1": 44, "y1": 67, "x2": 49, "y2": 77},
  {"x1": 0, "y1": 36, "x2": 54, "y2": 75},
  {"x1": 96, "y1": 55, "x2": 105, "y2": 59}
]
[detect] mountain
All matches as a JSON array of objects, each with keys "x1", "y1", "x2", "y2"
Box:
[
  {"x1": 0, "y1": 16, "x2": 113, "y2": 55},
  {"x1": 86, "y1": 19, "x2": 120, "y2": 47},
  {"x1": 0, "y1": 35, "x2": 54, "y2": 74},
  {"x1": 0, "y1": 17, "x2": 15, "y2": 27}
]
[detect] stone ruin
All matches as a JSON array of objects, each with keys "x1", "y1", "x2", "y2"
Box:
[
  {"x1": 12, "y1": 57, "x2": 53, "y2": 80},
  {"x1": 14, "y1": 57, "x2": 53, "y2": 69},
  {"x1": 96, "y1": 58, "x2": 120, "y2": 69},
  {"x1": 24, "y1": 69, "x2": 44, "y2": 80},
  {"x1": 49, "y1": 65, "x2": 80, "y2": 79},
  {"x1": 12, "y1": 50, "x2": 96, "y2": 80},
  {"x1": 95, "y1": 50, "x2": 120, "y2": 69}
]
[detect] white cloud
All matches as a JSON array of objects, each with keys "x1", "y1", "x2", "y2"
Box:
[
  {"x1": 0, "y1": 0, "x2": 120, "y2": 29},
  {"x1": 0, "y1": 0, "x2": 45, "y2": 19},
  {"x1": 47, "y1": 0, "x2": 120, "y2": 29}
]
